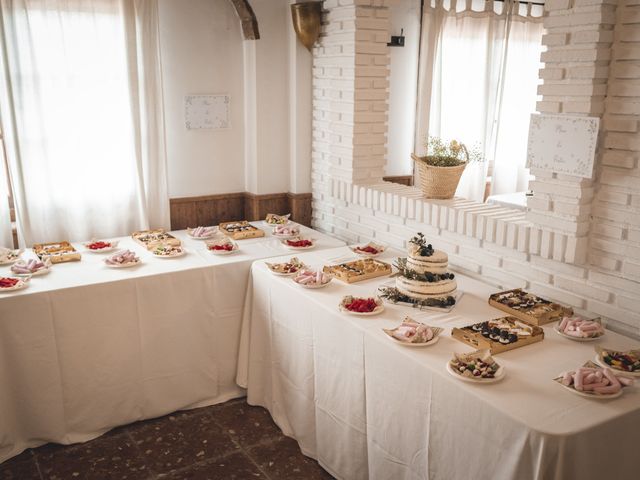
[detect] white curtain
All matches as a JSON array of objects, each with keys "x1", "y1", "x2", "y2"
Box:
[
  {"x1": 414, "y1": 0, "x2": 543, "y2": 202},
  {"x1": 0, "y1": 0, "x2": 169, "y2": 246},
  {"x1": 0, "y1": 156, "x2": 11, "y2": 246}
]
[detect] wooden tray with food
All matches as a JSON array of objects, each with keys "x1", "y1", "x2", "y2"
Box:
[
  {"x1": 323, "y1": 258, "x2": 392, "y2": 284},
  {"x1": 488, "y1": 288, "x2": 572, "y2": 326},
  {"x1": 32, "y1": 241, "x2": 81, "y2": 264},
  {"x1": 132, "y1": 229, "x2": 181, "y2": 250},
  {"x1": 219, "y1": 221, "x2": 265, "y2": 240},
  {"x1": 452, "y1": 316, "x2": 544, "y2": 354}
]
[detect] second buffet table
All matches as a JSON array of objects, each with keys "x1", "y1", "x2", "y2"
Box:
[
  {"x1": 237, "y1": 246, "x2": 640, "y2": 480},
  {"x1": 0, "y1": 223, "x2": 345, "y2": 463}
]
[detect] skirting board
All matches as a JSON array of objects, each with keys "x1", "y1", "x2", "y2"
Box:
[{"x1": 169, "y1": 192, "x2": 312, "y2": 230}]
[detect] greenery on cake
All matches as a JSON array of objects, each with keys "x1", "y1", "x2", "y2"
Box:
[
  {"x1": 378, "y1": 286, "x2": 456, "y2": 308},
  {"x1": 409, "y1": 232, "x2": 434, "y2": 257},
  {"x1": 395, "y1": 258, "x2": 455, "y2": 282},
  {"x1": 418, "y1": 136, "x2": 483, "y2": 167}
]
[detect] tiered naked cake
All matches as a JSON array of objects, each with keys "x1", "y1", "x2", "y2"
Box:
[{"x1": 383, "y1": 233, "x2": 457, "y2": 308}]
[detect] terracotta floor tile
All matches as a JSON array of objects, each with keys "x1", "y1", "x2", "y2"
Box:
[
  {"x1": 36, "y1": 432, "x2": 148, "y2": 480},
  {"x1": 0, "y1": 450, "x2": 40, "y2": 480},
  {"x1": 210, "y1": 402, "x2": 282, "y2": 449},
  {"x1": 247, "y1": 436, "x2": 333, "y2": 480},
  {"x1": 128, "y1": 410, "x2": 240, "y2": 475},
  {"x1": 160, "y1": 452, "x2": 264, "y2": 480}
]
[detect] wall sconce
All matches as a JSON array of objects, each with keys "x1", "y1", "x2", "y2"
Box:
[
  {"x1": 291, "y1": 1, "x2": 323, "y2": 52},
  {"x1": 387, "y1": 28, "x2": 405, "y2": 47}
]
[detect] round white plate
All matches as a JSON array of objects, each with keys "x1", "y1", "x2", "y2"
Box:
[
  {"x1": 446, "y1": 362, "x2": 505, "y2": 384},
  {"x1": 555, "y1": 381, "x2": 623, "y2": 400},
  {"x1": 0, "y1": 256, "x2": 20, "y2": 265},
  {"x1": 152, "y1": 249, "x2": 186, "y2": 259},
  {"x1": 0, "y1": 278, "x2": 29, "y2": 292},
  {"x1": 267, "y1": 267, "x2": 300, "y2": 276},
  {"x1": 84, "y1": 242, "x2": 120, "y2": 254},
  {"x1": 349, "y1": 246, "x2": 385, "y2": 258},
  {"x1": 384, "y1": 332, "x2": 440, "y2": 347},
  {"x1": 554, "y1": 326, "x2": 604, "y2": 342},
  {"x1": 105, "y1": 258, "x2": 142, "y2": 268},
  {"x1": 293, "y1": 277, "x2": 332, "y2": 289},
  {"x1": 340, "y1": 304, "x2": 385, "y2": 316},
  {"x1": 594, "y1": 355, "x2": 640, "y2": 377}
]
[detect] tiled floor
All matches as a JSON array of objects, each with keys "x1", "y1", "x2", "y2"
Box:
[{"x1": 0, "y1": 398, "x2": 334, "y2": 480}]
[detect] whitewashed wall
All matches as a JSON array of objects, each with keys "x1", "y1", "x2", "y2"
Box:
[{"x1": 311, "y1": 0, "x2": 640, "y2": 337}]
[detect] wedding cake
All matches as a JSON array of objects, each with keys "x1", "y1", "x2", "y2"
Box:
[{"x1": 395, "y1": 233, "x2": 457, "y2": 301}]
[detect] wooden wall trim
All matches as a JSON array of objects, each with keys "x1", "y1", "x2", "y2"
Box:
[
  {"x1": 383, "y1": 175, "x2": 414, "y2": 187},
  {"x1": 169, "y1": 191, "x2": 312, "y2": 230}
]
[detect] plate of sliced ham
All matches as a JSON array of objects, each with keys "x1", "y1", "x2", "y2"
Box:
[
  {"x1": 554, "y1": 316, "x2": 604, "y2": 342},
  {"x1": 11, "y1": 258, "x2": 51, "y2": 277},
  {"x1": 104, "y1": 250, "x2": 142, "y2": 268},
  {"x1": 383, "y1": 318, "x2": 442, "y2": 347},
  {"x1": 187, "y1": 226, "x2": 219, "y2": 240},
  {"x1": 0, "y1": 276, "x2": 29, "y2": 292},
  {"x1": 292, "y1": 269, "x2": 332, "y2": 289},
  {"x1": 554, "y1": 362, "x2": 633, "y2": 399}
]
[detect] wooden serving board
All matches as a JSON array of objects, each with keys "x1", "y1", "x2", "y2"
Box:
[
  {"x1": 131, "y1": 229, "x2": 181, "y2": 250},
  {"x1": 219, "y1": 221, "x2": 265, "y2": 240},
  {"x1": 452, "y1": 316, "x2": 544, "y2": 354},
  {"x1": 488, "y1": 288, "x2": 572, "y2": 326},
  {"x1": 323, "y1": 259, "x2": 392, "y2": 284},
  {"x1": 33, "y1": 241, "x2": 81, "y2": 264}
]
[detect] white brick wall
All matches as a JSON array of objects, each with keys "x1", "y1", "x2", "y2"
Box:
[{"x1": 311, "y1": 0, "x2": 640, "y2": 337}]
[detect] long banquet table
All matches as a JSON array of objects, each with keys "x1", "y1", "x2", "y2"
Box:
[
  {"x1": 237, "y1": 246, "x2": 640, "y2": 480},
  {"x1": 0, "y1": 223, "x2": 345, "y2": 463}
]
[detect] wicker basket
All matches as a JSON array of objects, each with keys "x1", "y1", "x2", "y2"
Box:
[{"x1": 412, "y1": 153, "x2": 466, "y2": 199}]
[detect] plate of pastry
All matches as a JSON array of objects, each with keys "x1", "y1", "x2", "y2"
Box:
[
  {"x1": 383, "y1": 318, "x2": 443, "y2": 347},
  {"x1": 150, "y1": 244, "x2": 186, "y2": 259},
  {"x1": 0, "y1": 248, "x2": 22, "y2": 265},
  {"x1": 446, "y1": 350, "x2": 505, "y2": 384},
  {"x1": 554, "y1": 316, "x2": 604, "y2": 342},
  {"x1": 84, "y1": 239, "x2": 120, "y2": 253},
  {"x1": 0, "y1": 276, "x2": 29, "y2": 292},
  {"x1": 11, "y1": 258, "x2": 52, "y2": 277},
  {"x1": 554, "y1": 361, "x2": 633, "y2": 399},
  {"x1": 594, "y1": 347, "x2": 640, "y2": 377},
  {"x1": 104, "y1": 250, "x2": 142, "y2": 268},
  {"x1": 282, "y1": 237, "x2": 315, "y2": 250},
  {"x1": 272, "y1": 224, "x2": 301, "y2": 238},
  {"x1": 206, "y1": 238, "x2": 239, "y2": 255},
  {"x1": 349, "y1": 242, "x2": 387, "y2": 258},
  {"x1": 265, "y1": 257, "x2": 306, "y2": 276},
  {"x1": 265, "y1": 213, "x2": 291, "y2": 226},
  {"x1": 292, "y1": 269, "x2": 332, "y2": 289},
  {"x1": 339, "y1": 295, "x2": 385, "y2": 316},
  {"x1": 187, "y1": 226, "x2": 219, "y2": 240}
]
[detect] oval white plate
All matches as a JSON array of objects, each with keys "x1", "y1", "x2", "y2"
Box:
[
  {"x1": 105, "y1": 258, "x2": 142, "y2": 268},
  {"x1": 0, "y1": 256, "x2": 21, "y2": 265},
  {"x1": 187, "y1": 228, "x2": 219, "y2": 240},
  {"x1": 349, "y1": 246, "x2": 386, "y2": 258},
  {"x1": 84, "y1": 241, "x2": 120, "y2": 254},
  {"x1": 209, "y1": 247, "x2": 239, "y2": 256},
  {"x1": 267, "y1": 267, "x2": 300, "y2": 276},
  {"x1": 383, "y1": 332, "x2": 440, "y2": 347},
  {"x1": 152, "y1": 249, "x2": 186, "y2": 259},
  {"x1": 0, "y1": 278, "x2": 29, "y2": 292},
  {"x1": 594, "y1": 355, "x2": 640, "y2": 377},
  {"x1": 555, "y1": 381, "x2": 623, "y2": 400},
  {"x1": 446, "y1": 362, "x2": 505, "y2": 384},
  {"x1": 273, "y1": 231, "x2": 300, "y2": 239},
  {"x1": 293, "y1": 277, "x2": 332, "y2": 289},
  {"x1": 554, "y1": 326, "x2": 604, "y2": 342},
  {"x1": 340, "y1": 304, "x2": 385, "y2": 316},
  {"x1": 12, "y1": 266, "x2": 50, "y2": 277}
]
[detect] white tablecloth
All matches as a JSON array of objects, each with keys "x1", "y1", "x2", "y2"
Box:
[
  {"x1": 237, "y1": 246, "x2": 640, "y2": 480},
  {"x1": 0, "y1": 224, "x2": 344, "y2": 463}
]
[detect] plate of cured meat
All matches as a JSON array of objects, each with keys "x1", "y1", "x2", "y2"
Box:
[
  {"x1": 554, "y1": 361, "x2": 634, "y2": 399},
  {"x1": 104, "y1": 250, "x2": 142, "y2": 268},
  {"x1": 383, "y1": 318, "x2": 442, "y2": 347},
  {"x1": 187, "y1": 226, "x2": 219, "y2": 240},
  {"x1": 11, "y1": 258, "x2": 52, "y2": 277},
  {"x1": 292, "y1": 269, "x2": 332, "y2": 289},
  {"x1": 554, "y1": 316, "x2": 604, "y2": 342},
  {"x1": 0, "y1": 276, "x2": 29, "y2": 292}
]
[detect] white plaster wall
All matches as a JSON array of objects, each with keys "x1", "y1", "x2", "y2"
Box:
[
  {"x1": 386, "y1": 0, "x2": 421, "y2": 176},
  {"x1": 159, "y1": 0, "x2": 245, "y2": 198}
]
